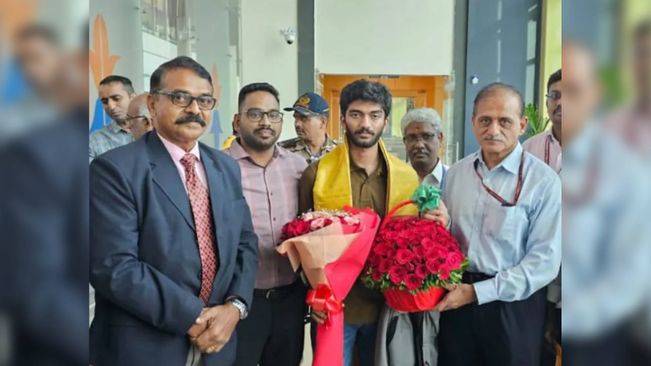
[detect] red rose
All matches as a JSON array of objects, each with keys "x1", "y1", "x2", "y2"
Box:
[
  {"x1": 439, "y1": 268, "x2": 451, "y2": 280},
  {"x1": 413, "y1": 245, "x2": 427, "y2": 258},
  {"x1": 389, "y1": 266, "x2": 408, "y2": 285},
  {"x1": 378, "y1": 258, "x2": 392, "y2": 273},
  {"x1": 415, "y1": 264, "x2": 429, "y2": 278},
  {"x1": 421, "y1": 238, "x2": 435, "y2": 249},
  {"x1": 405, "y1": 274, "x2": 422, "y2": 290},
  {"x1": 445, "y1": 252, "x2": 463, "y2": 269},
  {"x1": 371, "y1": 270, "x2": 383, "y2": 282},
  {"x1": 374, "y1": 243, "x2": 391, "y2": 256},
  {"x1": 396, "y1": 248, "x2": 415, "y2": 265},
  {"x1": 426, "y1": 246, "x2": 447, "y2": 260},
  {"x1": 426, "y1": 258, "x2": 440, "y2": 273}
]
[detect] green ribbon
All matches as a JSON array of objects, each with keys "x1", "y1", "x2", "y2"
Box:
[{"x1": 411, "y1": 184, "x2": 441, "y2": 213}]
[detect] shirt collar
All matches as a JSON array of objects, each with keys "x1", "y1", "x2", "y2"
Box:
[
  {"x1": 299, "y1": 135, "x2": 335, "y2": 154},
  {"x1": 476, "y1": 143, "x2": 523, "y2": 175},
  {"x1": 108, "y1": 120, "x2": 129, "y2": 134},
  {"x1": 429, "y1": 159, "x2": 444, "y2": 183},
  {"x1": 548, "y1": 130, "x2": 560, "y2": 145},
  {"x1": 157, "y1": 132, "x2": 201, "y2": 163},
  {"x1": 349, "y1": 153, "x2": 386, "y2": 177}
]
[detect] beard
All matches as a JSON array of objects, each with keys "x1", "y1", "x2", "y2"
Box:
[
  {"x1": 241, "y1": 126, "x2": 279, "y2": 151},
  {"x1": 346, "y1": 126, "x2": 383, "y2": 148}
]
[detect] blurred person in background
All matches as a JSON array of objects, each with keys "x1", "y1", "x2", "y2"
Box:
[
  {"x1": 606, "y1": 20, "x2": 651, "y2": 156},
  {"x1": 604, "y1": 19, "x2": 651, "y2": 363},
  {"x1": 524, "y1": 69, "x2": 562, "y2": 173},
  {"x1": 88, "y1": 75, "x2": 135, "y2": 162},
  {"x1": 0, "y1": 19, "x2": 90, "y2": 365},
  {"x1": 562, "y1": 39, "x2": 651, "y2": 366},
  {"x1": 126, "y1": 92, "x2": 153, "y2": 140},
  {"x1": 0, "y1": 24, "x2": 65, "y2": 143},
  {"x1": 523, "y1": 69, "x2": 562, "y2": 365}
]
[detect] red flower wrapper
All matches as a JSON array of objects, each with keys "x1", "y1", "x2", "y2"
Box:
[
  {"x1": 277, "y1": 207, "x2": 380, "y2": 366},
  {"x1": 363, "y1": 195, "x2": 468, "y2": 312}
]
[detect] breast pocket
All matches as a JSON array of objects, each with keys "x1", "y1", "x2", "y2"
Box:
[{"x1": 484, "y1": 204, "x2": 529, "y2": 248}]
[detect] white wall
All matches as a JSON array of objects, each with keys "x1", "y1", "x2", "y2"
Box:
[
  {"x1": 240, "y1": 0, "x2": 298, "y2": 141},
  {"x1": 315, "y1": 0, "x2": 454, "y2": 75}
]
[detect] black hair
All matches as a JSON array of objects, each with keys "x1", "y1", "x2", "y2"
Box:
[
  {"x1": 547, "y1": 69, "x2": 562, "y2": 91},
  {"x1": 99, "y1": 75, "x2": 135, "y2": 94},
  {"x1": 15, "y1": 24, "x2": 60, "y2": 46},
  {"x1": 238, "y1": 82, "x2": 280, "y2": 111},
  {"x1": 149, "y1": 56, "x2": 212, "y2": 93},
  {"x1": 473, "y1": 82, "x2": 525, "y2": 117},
  {"x1": 340, "y1": 79, "x2": 392, "y2": 116}
]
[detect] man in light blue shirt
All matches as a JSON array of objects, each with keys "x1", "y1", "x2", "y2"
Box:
[{"x1": 437, "y1": 83, "x2": 561, "y2": 366}]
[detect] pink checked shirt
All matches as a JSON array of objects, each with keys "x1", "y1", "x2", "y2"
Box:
[
  {"x1": 225, "y1": 139, "x2": 307, "y2": 289},
  {"x1": 523, "y1": 130, "x2": 562, "y2": 173}
]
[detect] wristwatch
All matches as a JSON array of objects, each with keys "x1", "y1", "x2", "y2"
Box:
[{"x1": 227, "y1": 298, "x2": 248, "y2": 320}]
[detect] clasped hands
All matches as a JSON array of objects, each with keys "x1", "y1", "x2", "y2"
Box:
[{"x1": 186, "y1": 303, "x2": 240, "y2": 354}]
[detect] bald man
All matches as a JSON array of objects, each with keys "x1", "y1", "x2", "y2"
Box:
[{"x1": 126, "y1": 93, "x2": 153, "y2": 140}]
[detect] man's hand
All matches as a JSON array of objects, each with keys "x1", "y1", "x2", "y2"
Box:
[
  {"x1": 434, "y1": 284, "x2": 476, "y2": 312},
  {"x1": 421, "y1": 199, "x2": 450, "y2": 227},
  {"x1": 192, "y1": 304, "x2": 241, "y2": 354},
  {"x1": 311, "y1": 309, "x2": 328, "y2": 324},
  {"x1": 187, "y1": 308, "x2": 209, "y2": 339}
]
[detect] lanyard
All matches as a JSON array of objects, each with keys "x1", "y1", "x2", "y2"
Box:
[
  {"x1": 544, "y1": 134, "x2": 551, "y2": 165},
  {"x1": 474, "y1": 152, "x2": 525, "y2": 207}
]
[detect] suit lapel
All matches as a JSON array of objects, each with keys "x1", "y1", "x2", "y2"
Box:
[
  {"x1": 200, "y1": 144, "x2": 226, "y2": 277},
  {"x1": 146, "y1": 132, "x2": 195, "y2": 230}
]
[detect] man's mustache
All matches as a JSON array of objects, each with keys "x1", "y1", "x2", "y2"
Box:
[
  {"x1": 482, "y1": 136, "x2": 504, "y2": 142},
  {"x1": 354, "y1": 128, "x2": 374, "y2": 136},
  {"x1": 411, "y1": 149, "x2": 429, "y2": 156},
  {"x1": 175, "y1": 114, "x2": 206, "y2": 127},
  {"x1": 255, "y1": 127, "x2": 276, "y2": 135}
]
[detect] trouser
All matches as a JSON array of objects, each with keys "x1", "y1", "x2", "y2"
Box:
[
  {"x1": 343, "y1": 322, "x2": 377, "y2": 366},
  {"x1": 438, "y1": 272, "x2": 546, "y2": 366},
  {"x1": 234, "y1": 280, "x2": 307, "y2": 366}
]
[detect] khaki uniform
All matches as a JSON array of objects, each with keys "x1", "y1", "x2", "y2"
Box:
[{"x1": 279, "y1": 135, "x2": 338, "y2": 164}]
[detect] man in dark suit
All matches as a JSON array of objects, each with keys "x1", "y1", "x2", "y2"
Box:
[{"x1": 90, "y1": 56, "x2": 258, "y2": 366}]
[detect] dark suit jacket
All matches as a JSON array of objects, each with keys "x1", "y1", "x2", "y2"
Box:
[{"x1": 89, "y1": 132, "x2": 258, "y2": 365}]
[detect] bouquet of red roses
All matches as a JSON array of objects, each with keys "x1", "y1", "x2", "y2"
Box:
[
  {"x1": 277, "y1": 207, "x2": 380, "y2": 366},
  {"x1": 362, "y1": 185, "x2": 468, "y2": 312}
]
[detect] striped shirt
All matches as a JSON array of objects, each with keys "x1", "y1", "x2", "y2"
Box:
[
  {"x1": 224, "y1": 139, "x2": 307, "y2": 289},
  {"x1": 89, "y1": 121, "x2": 133, "y2": 163}
]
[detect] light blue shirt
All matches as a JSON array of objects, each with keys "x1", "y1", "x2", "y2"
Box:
[
  {"x1": 443, "y1": 143, "x2": 561, "y2": 305},
  {"x1": 562, "y1": 123, "x2": 651, "y2": 338}
]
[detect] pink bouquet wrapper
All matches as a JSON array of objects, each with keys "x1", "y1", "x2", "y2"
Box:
[{"x1": 277, "y1": 207, "x2": 380, "y2": 366}]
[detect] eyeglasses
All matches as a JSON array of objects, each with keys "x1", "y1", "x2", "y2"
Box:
[
  {"x1": 545, "y1": 91, "x2": 562, "y2": 101},
  {"x1": 245, "y1": 108, "x2": 283, "y2": 123},
  {"x1": 403, "y1": 133, "x2": 438, "y2": 144},
  {"x1": 152, "y1": 90, "x2": 217, "y2": 110},
  {"x1": 125, "y1": 114, "x2": 148, "y2": 123}
]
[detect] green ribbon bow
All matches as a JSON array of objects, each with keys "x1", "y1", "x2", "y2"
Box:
[{"x1": 411, "y1": 184, "x2": 441, "y2": 213}]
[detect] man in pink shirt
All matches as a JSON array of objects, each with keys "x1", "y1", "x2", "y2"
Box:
[
  {"x1": 523, "y1": 69, "x2": 562, "y2": 173},
  {"x1": 224, "y1": 83, "x2": 308, "y2": 366}
]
